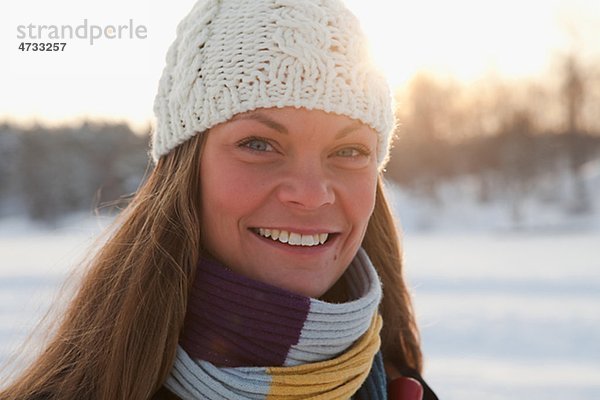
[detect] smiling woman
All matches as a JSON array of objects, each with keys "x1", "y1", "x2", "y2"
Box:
[{"x1": 1, "y1": 1, "x2": 437, "y2": 399}]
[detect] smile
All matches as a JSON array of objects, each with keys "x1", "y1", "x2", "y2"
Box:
[{"x1": 252, "y1": 228, "x2": 329, "y2": 247}]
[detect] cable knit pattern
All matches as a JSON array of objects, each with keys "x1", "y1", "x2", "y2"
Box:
[
  {"x1": 152, "y1": 0, "x2": 394, "y2": 169},
  {"x1": 164, "y1": 248, "x2": 386, "y2": 399}
]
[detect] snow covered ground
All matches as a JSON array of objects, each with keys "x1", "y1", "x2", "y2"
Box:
[
  {"x1": 387, "y1": 176, "x2": 600, "y2": 399},
  {"x1": 1, "y1": 205, "x2": 599, "y2": 398},
  {"x1": 404, "y1": 232, "x2": 600, "y2": 399}
]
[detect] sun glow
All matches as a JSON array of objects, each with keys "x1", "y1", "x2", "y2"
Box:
[{"x1": 345, "y1": 0, "x2": 585, "y2": 88}]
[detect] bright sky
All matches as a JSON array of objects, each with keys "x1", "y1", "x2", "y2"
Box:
[{"x1": 1, "y1": 0, "x2": 599, "y2": 130}]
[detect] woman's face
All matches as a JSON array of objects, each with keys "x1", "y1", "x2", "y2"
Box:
[{"x1": 200, "y1": 107, "x2": 378, "y2": 298}]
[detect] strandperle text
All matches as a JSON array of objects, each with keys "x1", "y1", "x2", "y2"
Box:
[{"x1": 16, "y1": 19, "x2": 148, "y2": 45}]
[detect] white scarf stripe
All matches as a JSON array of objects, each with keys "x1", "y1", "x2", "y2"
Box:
[{"x1": 167, "y1": 348, "x2": 271, "y2": 399}]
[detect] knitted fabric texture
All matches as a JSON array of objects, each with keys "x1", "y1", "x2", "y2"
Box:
[
  {"x1": 152, "y1": 0, "x2": 394, "y2": 169},
  {"x1": 165, "y1": 248, "x2": 385, "y2": 399}
]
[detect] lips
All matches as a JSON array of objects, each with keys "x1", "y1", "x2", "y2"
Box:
[{"x1": 252, "y1": 228, "x2": 330, "y2": 247}]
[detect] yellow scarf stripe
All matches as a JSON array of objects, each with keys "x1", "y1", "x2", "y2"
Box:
[{"x1": 265, "y1": 314, "x2": 382, "y2": 399}]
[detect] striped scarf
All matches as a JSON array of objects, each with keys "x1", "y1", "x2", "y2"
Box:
[{"x1": 165, "y1": 248, "x2": 386, "y2": 399}]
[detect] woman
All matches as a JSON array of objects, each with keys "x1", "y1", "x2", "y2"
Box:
[{"x1": 1, "y1": 0, "x2": 438, "y2": 399}]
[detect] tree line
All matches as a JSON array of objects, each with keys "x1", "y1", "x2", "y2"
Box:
[
  {"x1": 387, "y1": 54, "x2": 600, "y2": 215},
  {"x1": 0, "y1": 121, "x2": 149, "y2": 221}
]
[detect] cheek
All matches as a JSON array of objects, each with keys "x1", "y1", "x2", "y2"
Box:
[
  {"x1": 201, "y1": 156, "x2": 269, "y2": 221},
  {"x1": 340, "y1": 173, "x2": 378, "y2": 229},
  {"x1": 200, "y1": 154, "x2": 261, "y2": 258}
]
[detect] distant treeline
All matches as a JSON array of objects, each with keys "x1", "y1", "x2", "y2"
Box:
[
  {"x1": 387, "y1": 120, "x2": 600, "y2": 203},
  {"x1": 392, "y1": 130, "x2": 600, "y2": 218},
  {"x1": 387, "y1": 64, "x2": 600, "y2": 214},
  {"x1": 0, "y1": 122, "x2": 150, "y2": 221}
]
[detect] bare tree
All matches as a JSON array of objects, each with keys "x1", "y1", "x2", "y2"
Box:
[{"x1": 561, "y1": 53, "x2": 592, "y2": 213}]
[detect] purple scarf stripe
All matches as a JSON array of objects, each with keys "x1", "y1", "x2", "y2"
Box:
[
  {"x1": 181, "y1": 326, "x2": 286, "y2": 366},
  {"x1": 191, "y1": 259, "x2": 311, "y2": 315},
  {"x1": 186, "y1": 303, "x2": 305, "y2": 341},
  {"x1": 188, "y1": 279, "x2": 309, "y2": 323},
  {"x1": 181, "y1": 258, "x2": 311, "y2": 367},
  {"x1": 198, "y1": 258, "x2": 310, "y2": 306}
]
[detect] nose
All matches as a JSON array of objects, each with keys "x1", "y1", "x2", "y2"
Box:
[{"x1": 276, "y1": 161, "x2": 335, "y2": 210}]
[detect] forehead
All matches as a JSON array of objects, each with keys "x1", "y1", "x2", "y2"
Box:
[{"x1": 227, "y1": 107, "x2": 376, "y2": 137}]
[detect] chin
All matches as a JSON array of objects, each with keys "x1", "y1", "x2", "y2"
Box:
[
  {"x1": 277, "y1": 277, "x2": 332, "y2": 299},
  {"x1": 301, "y1": 286, "x2": 329, "y2": 299}
]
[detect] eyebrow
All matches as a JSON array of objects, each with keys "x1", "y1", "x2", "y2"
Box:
[
  {"x1": 231, "y1": 112, "x2": 366, "y2": 138},
  {"x1": 335, "y1": 121, "x2": 364, "y2": 139},
  {"x1": 230, "y1": 113, "x2": 288, "y2": 134}
]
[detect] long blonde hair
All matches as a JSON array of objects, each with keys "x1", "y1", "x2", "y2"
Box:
[{"x1": 0, "y1": 133, "x2": 421, "y2": 399}]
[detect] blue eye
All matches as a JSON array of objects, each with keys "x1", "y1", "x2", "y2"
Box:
[
  {"x1": 336, "y1": 147, "x2": 370, "y2": 158},
  {"x1": 336, "y1": 148, "x2": 361, "y2": 157},
  {"x1": 239, "y1": 138, "x2": 274, "y2": 152}
]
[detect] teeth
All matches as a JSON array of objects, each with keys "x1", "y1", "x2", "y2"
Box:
[
  {"x1": 289, "y1": 232, "x2": 301, "y2": 245},
  {"x1": 255, "y1": 229, "x2": 329, "y2": 247},
  {"x1": 301, "y1": 235, "x2": 314, "y2": 246},
  {"x1": 319, "y1": 233, "x2": 328, "y2": 244},
  {"x1": 279, "y1": 230, "x2": 289, "y2": 243}
]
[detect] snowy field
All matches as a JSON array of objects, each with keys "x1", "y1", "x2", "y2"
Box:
[
  {"x1": 0, "y1": 212, "x2": 599, "y2": 399},
  {"x1": 404, "y1": 232, "x2": 600, "y2": 399}
]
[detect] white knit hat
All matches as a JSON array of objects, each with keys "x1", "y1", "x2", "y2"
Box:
[{"x1": 152, "y1": 0, "x2": 394, "y2": 169}]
